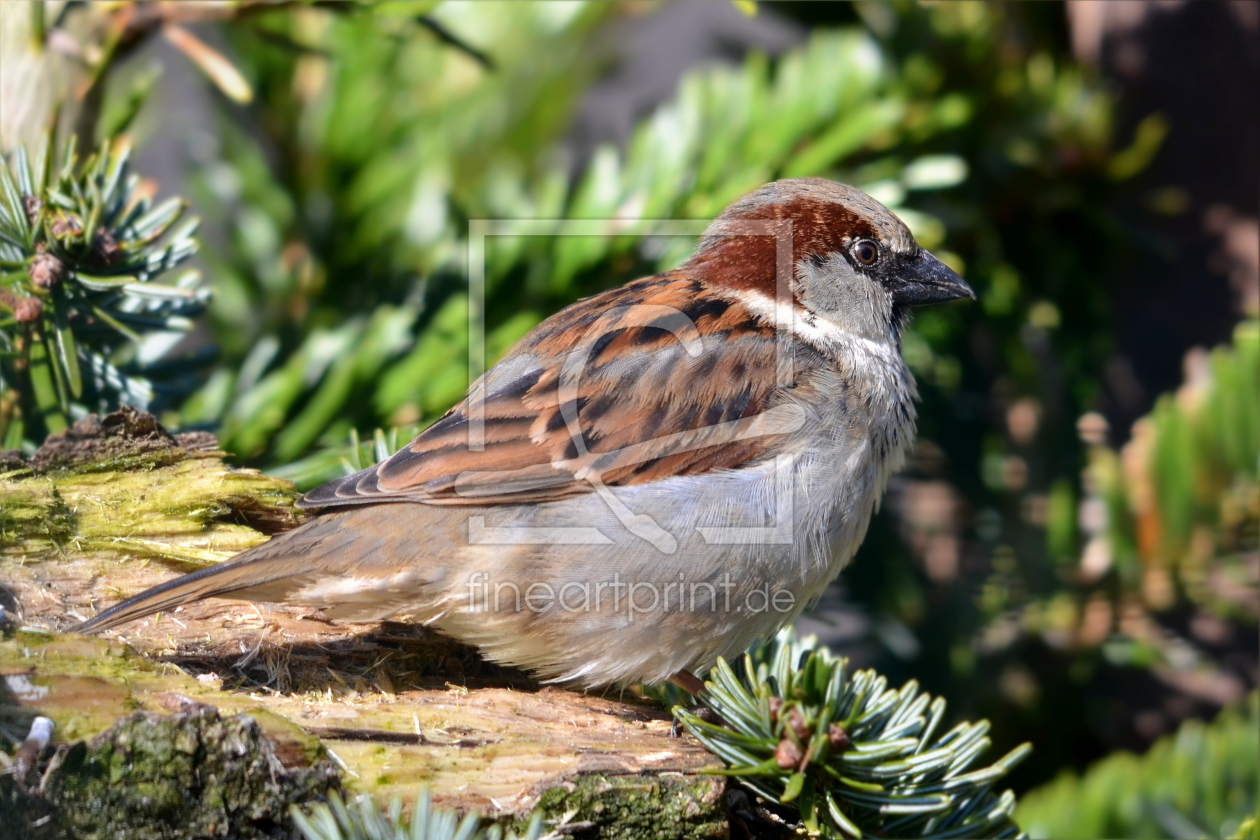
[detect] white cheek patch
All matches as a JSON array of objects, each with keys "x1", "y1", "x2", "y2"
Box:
[
  {"x1": 725, "y1": 282, "x2": 899, "y2": 359},
  {"x1": 725, "y1": 287, "x2": 847, "y2": 346}
]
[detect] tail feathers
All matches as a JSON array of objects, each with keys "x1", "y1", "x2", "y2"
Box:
[
  {"x1": 77, "y1": 560, "x2": 299, "y2": 633},
  {"x1": 77, "y1": 511, "x2": 363, "y2": 633}
]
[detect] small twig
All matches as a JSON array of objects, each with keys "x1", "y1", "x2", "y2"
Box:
[
  {"x1": 416, "y1": 16, "x2": 495, "y2": 71},
  {"x1": 322, "y1": 746, "x2": 358, "y2": 778}
]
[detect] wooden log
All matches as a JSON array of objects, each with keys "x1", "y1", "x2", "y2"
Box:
[{"x1": 0, "y1": 409, "x2": 726, "y2": 838}]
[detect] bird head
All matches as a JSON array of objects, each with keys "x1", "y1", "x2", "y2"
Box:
[{"x1": 684, "y1": 178, "x2": 974, "y2": 344}]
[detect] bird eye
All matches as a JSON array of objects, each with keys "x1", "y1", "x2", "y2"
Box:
[{"x1": 852, "y1": 240, "x2": 879, "y2": 266}]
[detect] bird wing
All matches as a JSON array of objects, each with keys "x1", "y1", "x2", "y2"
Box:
[{"x1": 300, "y1": 272, "x2": 807, "y2": 509}]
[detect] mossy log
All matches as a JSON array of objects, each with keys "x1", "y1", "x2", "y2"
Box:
[{"x1": 0, "y1": 410, "x2": 726, "y2": 839}]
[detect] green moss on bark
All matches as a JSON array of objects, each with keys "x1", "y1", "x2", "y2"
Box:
[
  {"x1": 529, "y1": 773, "x2": 727, "y2": 840},
  {"x1": 3, "y1": 707, "x2": 340, "y2": 840},
  {"x1": 0, "y1": 408, "x2": 303, "y2": 568}
]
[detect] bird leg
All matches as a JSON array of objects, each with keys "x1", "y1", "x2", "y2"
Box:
[
  {"x1": 668, "y1": 669, "x2": 724, "y2": 737},
  {"x1": 668, "y1": 669, "x2": 707, "y2": 695}
]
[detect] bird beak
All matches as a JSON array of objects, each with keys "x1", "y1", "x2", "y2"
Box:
[{"x1": 892, "y1": 250, "x2": 975, "y2": 306}]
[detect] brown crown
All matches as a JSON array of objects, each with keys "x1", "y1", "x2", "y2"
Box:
[{"x1": 683, "y1": 178, "x2": 911, "y2": 300}]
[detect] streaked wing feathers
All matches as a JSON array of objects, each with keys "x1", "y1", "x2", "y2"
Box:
[{"x1": 299, "y1": 272, "x2": 796, "y2": 509}]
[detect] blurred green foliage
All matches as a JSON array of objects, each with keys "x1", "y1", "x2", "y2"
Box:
[
  {"x1": 1016, "y1": 692, "x2": 1258, "y2": 840},
  {"x1": 181, "y1": 2, "x2": 610, "y2": 462},
  {"x1": 185, "y1": 3, "x2": 992, "y2": 468},
  {"x1": 948, "y1": 318, "x2": 1258, "y2": 798},
  {"x1": 1093, "y1": 320, "x2": 1258, "y2": 617}
]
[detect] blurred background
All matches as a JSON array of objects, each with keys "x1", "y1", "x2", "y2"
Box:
[{"x1": 1, "y1": 2, "x2": 1256, "y2": 837}]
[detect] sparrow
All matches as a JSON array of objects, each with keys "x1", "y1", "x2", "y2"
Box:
[{"x1": 79, "y1": 178, "x2": 973, "y2": 692}]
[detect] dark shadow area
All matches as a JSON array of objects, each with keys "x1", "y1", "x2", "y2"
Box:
[
  {"x1": 1099, "y1": 0, "x2": 1259, "y2": 432},
  {"x1": 159, "y1": 620, "x2": 542, "y2": 695}
]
